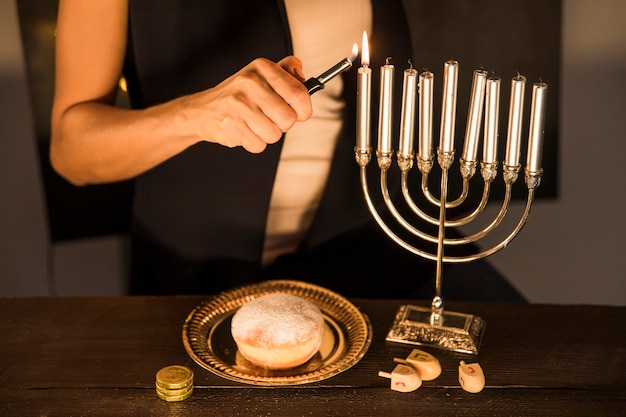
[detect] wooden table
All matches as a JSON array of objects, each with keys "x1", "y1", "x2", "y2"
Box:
[{"x1": 1, "y1": 296, "x2": 624, "y2": 416}]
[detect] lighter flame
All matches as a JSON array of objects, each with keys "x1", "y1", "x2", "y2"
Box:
[
  {"x1": 361, "y1": 30, "x2": 369, "y2": 67},
  {"x1": 351, "y1": 43, "x2": 359, "y2": 62}
]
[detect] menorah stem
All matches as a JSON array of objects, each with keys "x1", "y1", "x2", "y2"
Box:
[
  {"x1": 432, "y1": 150, "x2": 455, "y2": 324},
  {"x1": 432, "y1": 166, "x2": 447, "y2": 323}
]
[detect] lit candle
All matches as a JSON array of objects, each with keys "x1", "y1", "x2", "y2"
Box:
[
  {"x1": 356, "y1": 31, "x2": 371, "y2": 153},
  {"x1": 461, "y1": 69, "x2": 488, "y2": 162},
  {"x1": 504, "y1": 74, "x2": 526, "y2": 167},
  {"x1": 527, "y1": 82, "x2": 548, "y2": 172},
  {"x1": 439, "y1": 60, "x2": 458, "y2": 153},
  {"x1": 378, "y1": 58, "x2": 394, "y2": 154},
  {"x1": 483, "y1": 76, "x2": 500, "y2": 164},
  {"x1": 399, "y1": 62, "x2": 418, "y2": 158},
  {"x1": 418, "y1": 71, "x2": 434, "y2": 160}
]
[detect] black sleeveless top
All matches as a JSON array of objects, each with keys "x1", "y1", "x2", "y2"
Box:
[{"x1": 123, "y1": 0, "x2": 413, "y2": 265}]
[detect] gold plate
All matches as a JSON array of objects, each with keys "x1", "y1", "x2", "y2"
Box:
[{"x1": 182, "y1": 280, "x2": 372, "y2": 386}]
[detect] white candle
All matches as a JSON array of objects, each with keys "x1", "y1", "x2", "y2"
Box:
[
  {"x1": 439, "y1": 60, "x2": 458, "y2": 153},
  {"x1": 418, "y1": 71, "x2": 434, "y2": 161},
  {"x1": 461, "y1": 69, "x2": 488, "y2": 162},
  {"x1": 483, "y1": 76, "x2": 501, "y2": 164},
  {"x1": 527, "y1": 82, "x2": 548, "y2": 172},
  {"x1": 356, "y1": 31, "x2": 371, "y2": 153},
  {"x1": 399, "y1": 65, "x2": 418, "y2": 157},
  {"x1": 504, "y1": 74, "x2": 526, "y2": 167},
  {"x1": 378, "y1": 58, "x2": 394, "y2": 154}
]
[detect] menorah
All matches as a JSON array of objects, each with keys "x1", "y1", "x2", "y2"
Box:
[{"x1": 354, "y1": 58, "x2": 548, "y2": 354}]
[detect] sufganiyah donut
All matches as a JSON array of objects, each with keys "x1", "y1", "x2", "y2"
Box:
[{"x1": 231, "y1": 293, "x2": 325, "y2": 370}]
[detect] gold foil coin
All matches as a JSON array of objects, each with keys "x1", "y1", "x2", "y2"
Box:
[
  {"x1": 156, "y1": 365, "x2": 194, "y2": 401},
  {"x1": 156, "y1": 365, "x2": 194, "y2": 389},
  {"x1": 156, "y1": 383, "x2": 193, "y2": 397},
  {"x1": 155, "y1": 378, "x2": 192, "y2": 391},
  {"x1": 156, "y1": 386, "x2": 193, "y2": 402}
]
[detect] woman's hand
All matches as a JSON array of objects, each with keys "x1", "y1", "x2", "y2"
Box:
[{"x1": 179, "y1": 56, "x2": 313, "y2": 154}]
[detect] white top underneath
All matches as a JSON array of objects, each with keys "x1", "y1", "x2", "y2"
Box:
[{"x1": 262, "y1": 0, "x2": 372, "y2": 265}]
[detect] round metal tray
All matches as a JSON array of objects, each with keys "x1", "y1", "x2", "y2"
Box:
[{"x1": 182, "y1": 280, "x2": 372, "y2": 386}]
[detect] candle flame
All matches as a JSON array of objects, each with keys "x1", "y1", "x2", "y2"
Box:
[
  {"x1": 351, "y1": 43, "x2": 359, "y2": 63},
  {"x1": 361, "y1": 30, "x2": 369, "y2": 67}
]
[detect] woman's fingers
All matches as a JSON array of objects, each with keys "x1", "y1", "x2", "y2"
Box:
[{"x1": 185, "y1": 56, "x2": 313, "y2": 152}]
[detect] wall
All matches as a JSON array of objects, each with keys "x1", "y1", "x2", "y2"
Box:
[
  {"x1": 0, "y1": 0, "x2": 130, "y2": 296},
  {"x1": 468, "y1": 0, "x2": 626, "y2": 305},
  {"x1": 0, "y1": 0, "x2": 50, "y2": 295}
]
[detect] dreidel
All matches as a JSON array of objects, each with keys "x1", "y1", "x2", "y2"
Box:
[
  {"x1": 458, "y1": 360, "x2": 485, "y2": 393},
  {"x1": 378, "y1": 363, "x2": 422, "y2": 392},
  {"x1": 393, "y1": 348, "x2": 442, "y2": 381}
]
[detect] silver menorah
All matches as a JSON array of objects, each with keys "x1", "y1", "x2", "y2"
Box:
[{"x1": 354, "y1": 59, "x2": 547, "y2": 354}]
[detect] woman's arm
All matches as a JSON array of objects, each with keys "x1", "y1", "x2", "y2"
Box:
[{"x1": 51, "y1": 0, "x2": 312, "y2": 186}]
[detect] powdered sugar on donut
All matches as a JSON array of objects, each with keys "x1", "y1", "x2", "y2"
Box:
[{"x1": 231, "y1": 293, "x2": 324, "y2": 348}]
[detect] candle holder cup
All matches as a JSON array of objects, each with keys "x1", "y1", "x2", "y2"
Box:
[{"x1": 355, "y1": 61, "x2": 546, "y2": 354}]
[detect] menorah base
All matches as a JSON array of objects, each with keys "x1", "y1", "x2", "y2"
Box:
[{"x1": 386, "y1": 304, "x2": 486, "y2": 354}]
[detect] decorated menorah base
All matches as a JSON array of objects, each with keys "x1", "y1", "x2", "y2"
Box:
[{"x1": 386, "y1": 304, "x2": 486, "y2": 355}]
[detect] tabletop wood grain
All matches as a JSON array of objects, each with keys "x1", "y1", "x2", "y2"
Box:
[{"x1": 1, "y1": 296, "x2": 625, "y2": 416}]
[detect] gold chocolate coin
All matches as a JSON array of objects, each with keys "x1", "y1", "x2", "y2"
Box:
[
  {"x1": 156, "y1": 365, "x2": 194, "y2": 401},
  {"x1": 156, "y1": 383, "x2": 193, "y2": 398},
  {"x1": 155, "y1": 378, "x2": 192, "y2": 391},
  {"x1": 156, "y1": 365, "x2": 194, "y2": 390},
  {"x1": 156, "y1": 386, "x2": 193, "y2": 402}
]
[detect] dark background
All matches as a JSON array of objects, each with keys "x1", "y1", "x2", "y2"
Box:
[{"x1": 16, "y1": 0, "x2": 560, "y2": 242}]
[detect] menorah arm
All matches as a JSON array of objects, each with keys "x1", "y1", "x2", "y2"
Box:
[
  {"x1": 449, "y1": 182, "x2": 512, "y2": 245},
  {"x1": 361, "y1": 166, "x2": 439, "y2": 261},
  {"x1": 402, "y1": 172, "x2": 491, "y2": 228},
  {"x1": 415, "y1": 157, "x2": 485, "y2": 211},
  {"x1": 447, "y1": 178, "x2": 470, "y2": 208},
  {"x1": 381, "y1": 170, "x2": 439, "y2": 244},
  {"x1": 452, "y1": 186, "x2": 536, "y2": 262},
  {"x1": 361, "y1": 166, "x2": 538, "y2": 263},
  {"x1": 402, "y1": 172, "x2": 448, "y2": 226},
  {"x1": 421, "y1": 174, "x2": 470, "y2": 209},
  {"x1": 447, "y1": 165, "x2": 534, "y2": 249},
  {"x1": 384, "y1": 170, "x2": 491, "y2": 246}
]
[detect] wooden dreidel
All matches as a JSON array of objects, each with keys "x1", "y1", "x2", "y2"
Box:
[
  {"x1": 393, "y1": 348, "x2": 442, "y2": 381},
  {"x1": 458, "y1": 360, "x2": 485, "y2": 393},
  {"x1": 378, "y1": 364, "x2": 422, "y2": 392}
]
